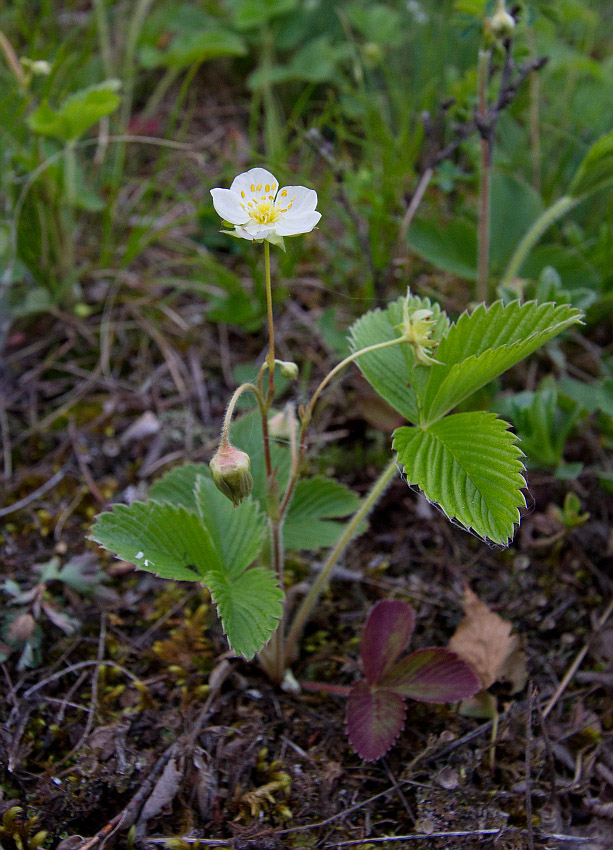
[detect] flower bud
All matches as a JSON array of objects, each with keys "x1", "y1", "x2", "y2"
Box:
[
  {"x1": 488, "y1": 2, "x2": 515, "y2": 39},
  {"x1": 277, "y1": 360, "x2": 299, "y2": 380},
  {"x1": 209, "y1": 444, "x2": 253, "y2": 507}
]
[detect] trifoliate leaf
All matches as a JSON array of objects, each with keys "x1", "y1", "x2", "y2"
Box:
[
  {"x1": 420, "y1": 300, "x2": 583, "y2": 425},
  {"x1": 393, "y1": 412, "x2": 526, "y2": 545},
  {"x1": 207, "y1": 567, "x2": 283, "y2": 660},
  {"x1": 349, "y1": 294, "x2": 449, "y2": 424},
  {"x1": 89, "y1": 501, "x2": 219, "y2": 580}
]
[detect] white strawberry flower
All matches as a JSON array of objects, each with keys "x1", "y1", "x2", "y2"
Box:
[{"x1": 210, "y1": 167, "x2": 321, "y2": 245}]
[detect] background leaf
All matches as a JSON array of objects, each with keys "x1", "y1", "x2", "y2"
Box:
[
  {"x1": 27, "y1": 80, "x2": 121, "y2": 142},
  {"x1": 393, "y1": 412, "x2": 526, "y2": 545},
  {"x1": 407, "y1": 218, "x2": 478, "y2": 280},
  {"x1": 284, "y1": 476, "x2": 361, "y2": 551},
  {"x1": 568, "y1": 130, "x2": 613, "y2": 199}
]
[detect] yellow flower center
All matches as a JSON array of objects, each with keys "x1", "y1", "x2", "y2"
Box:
[{"x1": 240, "y1": 187, "x2": 295, "y2": 225}]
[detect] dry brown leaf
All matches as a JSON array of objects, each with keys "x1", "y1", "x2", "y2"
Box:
[{"x1": 449, "y1": 586, "x2": 527, "y2": 692}]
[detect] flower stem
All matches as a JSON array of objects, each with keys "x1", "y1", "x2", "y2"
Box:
[
  {"x1": 303, "y1": 337, "x2": 408, "y2": 427},
  {"x1": 500, "y1": 195, "x2": 577, "y2": 288},
  {"x1": 283, "y1": 457, "x2": 398, "y2": 667},
  {"x1": 477, "y1": 47, "x2": 491, "y2": 304},
  {"x1": 220, "y1": 383, "x2": 261, "y2": 448},
  {"x1": 264, "y1": 240, "x2": 275, "y2": 404}
]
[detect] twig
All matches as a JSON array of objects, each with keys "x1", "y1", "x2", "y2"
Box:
[
  {"x1": 57, "y1": 613, "x2": 107, "y2": 766},
  {"x1": 535, "y1": 689, "x2": 564, "y2": 831},
  {"x1": 0, "y1": 468, "x2": 66, "y2": 517},
  {"x1": 525, "y1": 684, "x2": 536, "y2": 850},
  {"x1": 326, "y1": 829, "x2": 506, "y2": 846},
  {"x1": 396, "y1": 167, "x2": 433, "y2": 255},
  {"x1": 69, "y1": 419, "x2": 105, "y2": 505},
  {"x1": 542, "y1": 596, "x2": 613, "y2": 719}
]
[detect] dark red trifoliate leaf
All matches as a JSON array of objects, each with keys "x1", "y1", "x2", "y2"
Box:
[
  {"x1": 381, "y1": 647, "x2": 481, "y2": 703},
  {"x1": 346, "y1": 680, "x2": 406, "y2": 762},
  {"x1": 361, "y1": 599, "x2": 415, "y2": 684},
  {"x1": 346, "y1": 599, "x2": 481, "y2": 761}
]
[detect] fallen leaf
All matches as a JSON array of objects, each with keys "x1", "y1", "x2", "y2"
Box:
[{"x1": 449, "y1": 586, "x2": 527, "y2": 693}]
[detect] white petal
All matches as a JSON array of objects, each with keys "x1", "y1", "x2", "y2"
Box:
[
  {"x1": 232, "y1": 226, "x2": 257, "y2": 241},
  {"x1": 275, "y1": 210, "x2": 321, "y2": 236},
  {"x1": 276, "y1": 185, "x2": 318, "y2": 215},
  {"x1": 210, "y1": 188, "x2": 249, "y2": 224},
  {"x1": 242, "y1": 222, "x2": 277, "y2": 239},
  {"x1": 230, "y1": 168, "x2": 278, "y2": 200}
]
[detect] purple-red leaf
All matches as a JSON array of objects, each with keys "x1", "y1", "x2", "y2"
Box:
[
  {"x1": 346, "y1": 680, "x2": 406, "y2": 761},
  {"x1": 361, "y1": 599, "x2": 415, "y2": 684},
  {"x1": 381, "y1": 647, "x2": 481, "y2": 703}
]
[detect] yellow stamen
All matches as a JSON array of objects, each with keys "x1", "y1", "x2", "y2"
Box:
[
  {"x1": 241, "y1": 190, "x2": 245, "y2": 198},
  {"x1": 265, "y1": 183, "x2": 270, "y2": 192},
  {"x1": 280, "y1": 189, "x2": 287, "y2": 197},
  {"x1": 257, "y1": 183, "x2": 262, "y2": 191},
  {"x1": 250, "y1": 184, "x2": 255, "y2": 192}
]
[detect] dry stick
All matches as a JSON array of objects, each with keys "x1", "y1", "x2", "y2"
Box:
[
  {"x1": 0, "y1": 389, "x2": 12, "y2": 482},
  {"x1": 325, "y1": 831, "x2": 592, "y2": 848},
  {"x1": 56, "y1": 613, "x2": 107, "y2": 767},
  {"x1": 535, "y1": 688, "x2": 564, "y2": 831},
  {"x1": 0, "y1": 468, "x2": 65, "y2": 518},
  {"x1": 542, "y1": 596, "x2": 613, "y2": 720},
  {"x1": 396, "y1": 166, "x2": 433, "y2": 259},
  {"x1": 525, "y1": 684, "x2": 536, "y2": 850},
  {"x1": 69, "y1": 419, "x2": 105, "y2": 505}
]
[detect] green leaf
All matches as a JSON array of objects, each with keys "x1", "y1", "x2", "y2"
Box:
[
  {"x1": 148, "y1": 463, "x2": 210, "y2": 510},
  {"x1": 284, "y1": 476, "x2": 361, "y2": 551},
  {"x1": 489, "y1": 174, "x2": 543, "y2": 271},
  {"x1": 89, "y1": 501, "x2": 219, "y2": 581},
  {"x1": 207, "y1": 567, "x2": 283, "y2": 660},
  {"x1": 349, "y1": 294, "x2": 450, "y2": 424},
  {"x1": 569, "y1": 131, "x2": 613, "y2": 199},
  {"x1": 393, "y1": 412, "x2": 526, "y2": 545},
  {"x1": 231, "y1": 0, "x2": 299, "y2": 29},
  {"x1": 139, "y1": 29, "x2": 246, "y2": 69},
  {"x1": 420, "y1": 300, "x2": 583, "y2": 424},
  {"x1": 27, "y1": 80, "x2": 121, "y2": 142},
  {"x1": 195, "y1": 477, "x2": 266, "y2": 578},
  {"x1": 407, "y1": 218, "x2": 477, "y2": 280}
]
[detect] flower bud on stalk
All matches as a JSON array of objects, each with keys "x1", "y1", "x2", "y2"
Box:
[
  {"x1": 210, "y1": 444, "x2": 253, "y2": 507},
  {"x1": 488, "y1": 1, "x2": 515, "y2": 40}
]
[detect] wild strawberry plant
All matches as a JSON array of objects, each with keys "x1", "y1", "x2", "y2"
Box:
[{"x1": 90, "y1": 166, "x2": 583, "y2": 686}]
